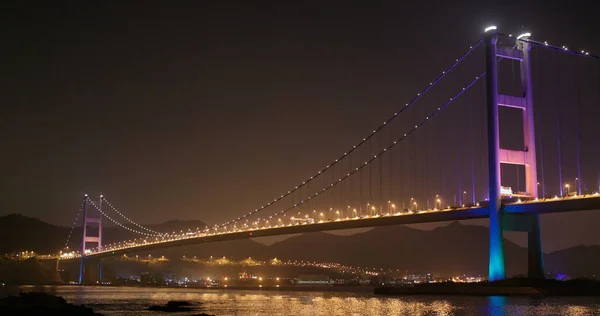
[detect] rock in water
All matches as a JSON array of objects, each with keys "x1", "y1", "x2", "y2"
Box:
[{"x1": 147, "y1": 300, "x2": 193, "y2": 312}]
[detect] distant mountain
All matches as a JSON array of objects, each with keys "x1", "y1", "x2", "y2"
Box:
[
  {"x1": 545, "y1": 245, "x2": 600, "y2": 278},
  {"x1": 2, "y1": 214, "x2": 600, "y2": 277},
  {"x1": 263, "y1": 222, "x2": 528, "y2": 276},
  {"x1": 260, "y1": 223, "x2": 600, "y2": 277}
]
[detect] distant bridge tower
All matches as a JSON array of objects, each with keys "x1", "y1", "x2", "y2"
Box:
[
  {"x1": 485, "y1": 28, "x2": 544, "y2": 281},
  {"x1": 78, "y1": 194, "x2": 103, "y2": 284}
]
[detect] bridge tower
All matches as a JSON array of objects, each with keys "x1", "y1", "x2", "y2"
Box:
[
  {"x1": 78, "y1": 194, "x2": 103, "y2": 284},
  {"x1": 485, "y1": 28, "x2": 544, "y2": 281}
]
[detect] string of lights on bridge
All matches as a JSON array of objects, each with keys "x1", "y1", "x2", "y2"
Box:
[
  {"x1": 87, "y1": 198, "x2": 161, "y2": 237},
  {"x1": 500, "y1": 33, "x2": 599, "y2": 60},
  {"x1": 101, "y1": 196, "x2": 163, "y2": 235},
  {"x1": 59, "y1": 196, "x2": 600, "y2": 258},
  {"x1": 244, "y1": 70, "x2": 488, "y2": 227},
  {"x1": 64, "y1": 199, "x2": 85, "y2": 249},
  {"x1": 483, "y1": 26, "x2": 598, "y2": 60},
  {"x1": 215, "y1": 38, "x2": 486, "y2": 229}
]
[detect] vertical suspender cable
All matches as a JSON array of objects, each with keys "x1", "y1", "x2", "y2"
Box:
[
  {"x1": 574, "y1": 57, "x2": 582, "y2": 195},
  {"x1": 469, "y1": 79, "x2": 476, "y2": 204},
  {"x1": 379, "y1": 134, "x2": 382, "y2": 214},
  {"x1": 390, "y1": 126, "x2": 393, "y2": 206},
  {"x1": 458, "y1": 96, "x2": 464, "y2": 205},
  {"x1": 307, "y1": 181, "x2": 311, "y2": 218},
  {"x1": 414, "y1": 120, "x2": 418, "y2": 208},
  {"x1": 360, "y1": 147, "x2": 363, "y2": 216},
  {"x1": 340, "y1": 157, "x2": 343, "y2": 212},
  {"x1": 330, "y1": 161, "x2": 334, "y2": 215},
  {"x1": 332, "y1": 163, "x2": 336, "y2": 216},
  {"x1": 438, "y1": 98, "x2": 443, "y2": 202},
  {"x1": 425, "y1": 108, "x2": 429, "y2": 208},
  {"x1": 341, "y1": 158, "x2": 344, "y2": 212},
  {"x1": 555, "y1": 51, "x2": 564, "y2": 196},
  {"x1": 369, "y1": 138, "x2": 373, "y2": 212},
  {"x1": 349, "y1": 149, "x2": 352, "y2": 210},
  {"x1": 597, "y1": 60, "x2": 600, "y2": 193},
  {"x1": 481, "y1": 76, "x2": 488, "y2": 200},
  {"x1": 400, "y1": 117, "x2": 404, "y2": 208},
  {"x1": 483, "y1": 73, "x2": 487, "y2": 201},
  {"x1": 292, "y1": 190, "x2": 295, "y2": 220},
  {"x1": 535, "y1": 46, "x2": 546, "y2": 197},
  {"x1": 300, "y1": 181, "x2": 303, "y2": 217},
  {"x1": 323, "y1": 170, "x2": 327, "y2": 218}
]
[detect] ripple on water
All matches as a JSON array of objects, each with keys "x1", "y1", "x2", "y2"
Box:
[{"x1": 3, "y1": 286, "x2": 600, "y2": 315}]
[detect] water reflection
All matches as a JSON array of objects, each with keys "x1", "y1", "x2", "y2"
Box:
[
  {"x1": 3, "y1": 286, "x2": 600, "y2": 315},
  {"x1": 487, "y1": 296, "x2": 507, "y2": 316}
]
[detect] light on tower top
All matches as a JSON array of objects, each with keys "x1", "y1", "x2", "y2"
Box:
[
  {"x1": 517, "y1": 32, "x2": 531, "y2": 40},
  {"x1": 484, "y1": 25, "x2": 497, "y2": 32}
]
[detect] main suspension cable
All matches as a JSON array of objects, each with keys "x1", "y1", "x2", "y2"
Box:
[
  {"x1": 246, "y1": 71, "x2": 488, "y2": 222},
  {"x1": 87, "y1": 198, "x2": 162, "y2": 237},
  {"x1": 498, "y1": 33, "x2": 599, "y2": 60},
  {"x1": 101, "y1": 196, "x2": 163, "y2": 235},
  {"x1": 64, "y1": 199, "x2": 85, "y2": 249},
  {"x1": 216, "y1": 38, "x2": 485, "y2": 228}
]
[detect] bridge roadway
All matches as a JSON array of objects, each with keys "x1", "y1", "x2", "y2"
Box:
[{"x1": 80, "y1": 194, "x2": 600, "y2": 259}]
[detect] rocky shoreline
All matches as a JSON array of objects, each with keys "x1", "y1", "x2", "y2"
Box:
[
  {"x1": 0, "y1": 292, "x2": 217, "y2": 315},
  {"x1": 0, "y1": 292, "x2": 101, "y2": 315}
]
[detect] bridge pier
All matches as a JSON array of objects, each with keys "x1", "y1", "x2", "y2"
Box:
[
  {"x1": 51, "y1": 258, "x2": 65, "y2": 284},
  {"x1": 503, "y1": 213, "x2": 545, "y2": 278},
  {"x1": 98, "y1": 259, "x2": 103, "y2": 283},
  {"x1": 527, "y1": 214, "x2": 544, "y2": 279},
  {"x1": 79, "y1": 257, "x2": 103, "y2": 285}
]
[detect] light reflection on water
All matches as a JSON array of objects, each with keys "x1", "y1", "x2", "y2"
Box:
[{"x1": 3, "y1": 286, "x2": 600, "y2": 315}]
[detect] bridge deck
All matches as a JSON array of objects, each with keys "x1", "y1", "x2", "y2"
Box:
[{"x1": 80, "y1": 195, "x2": 600, "y2": 259}]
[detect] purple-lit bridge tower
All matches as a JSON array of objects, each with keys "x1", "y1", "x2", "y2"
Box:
[
  {"x1": 485, "y1": 28, "x2": 543, "y2": 281},
  {"x1": 79, "y1": 194, "x2": 103, "y2": 284}
]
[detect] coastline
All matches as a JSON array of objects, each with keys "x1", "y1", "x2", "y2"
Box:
[
  {"x1": 8, "y1": 278, "x2": 600, "y2": 297},
  {"x1": 375, "y1": 279, "x2": 600, "y2": 296},
  {"x1": 208, "y1": 285, "x2": 375, "y2": 292},
  {"x1": 3, "y1": 284, "x2": 376, "y2": 294}
]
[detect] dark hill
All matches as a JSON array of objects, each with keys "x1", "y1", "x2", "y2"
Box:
[{"x1": 0, "y1": 214, "x2": 71, "y2": 254}]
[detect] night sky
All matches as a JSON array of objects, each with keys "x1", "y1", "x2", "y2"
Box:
[{"x1": 2, "y1": 1, "x2": 600, "y2": 252}]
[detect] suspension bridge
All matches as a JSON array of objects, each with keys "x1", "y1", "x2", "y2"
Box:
[{"x1": 43, "y1": 27, "x2": 600, "y2": 284}]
